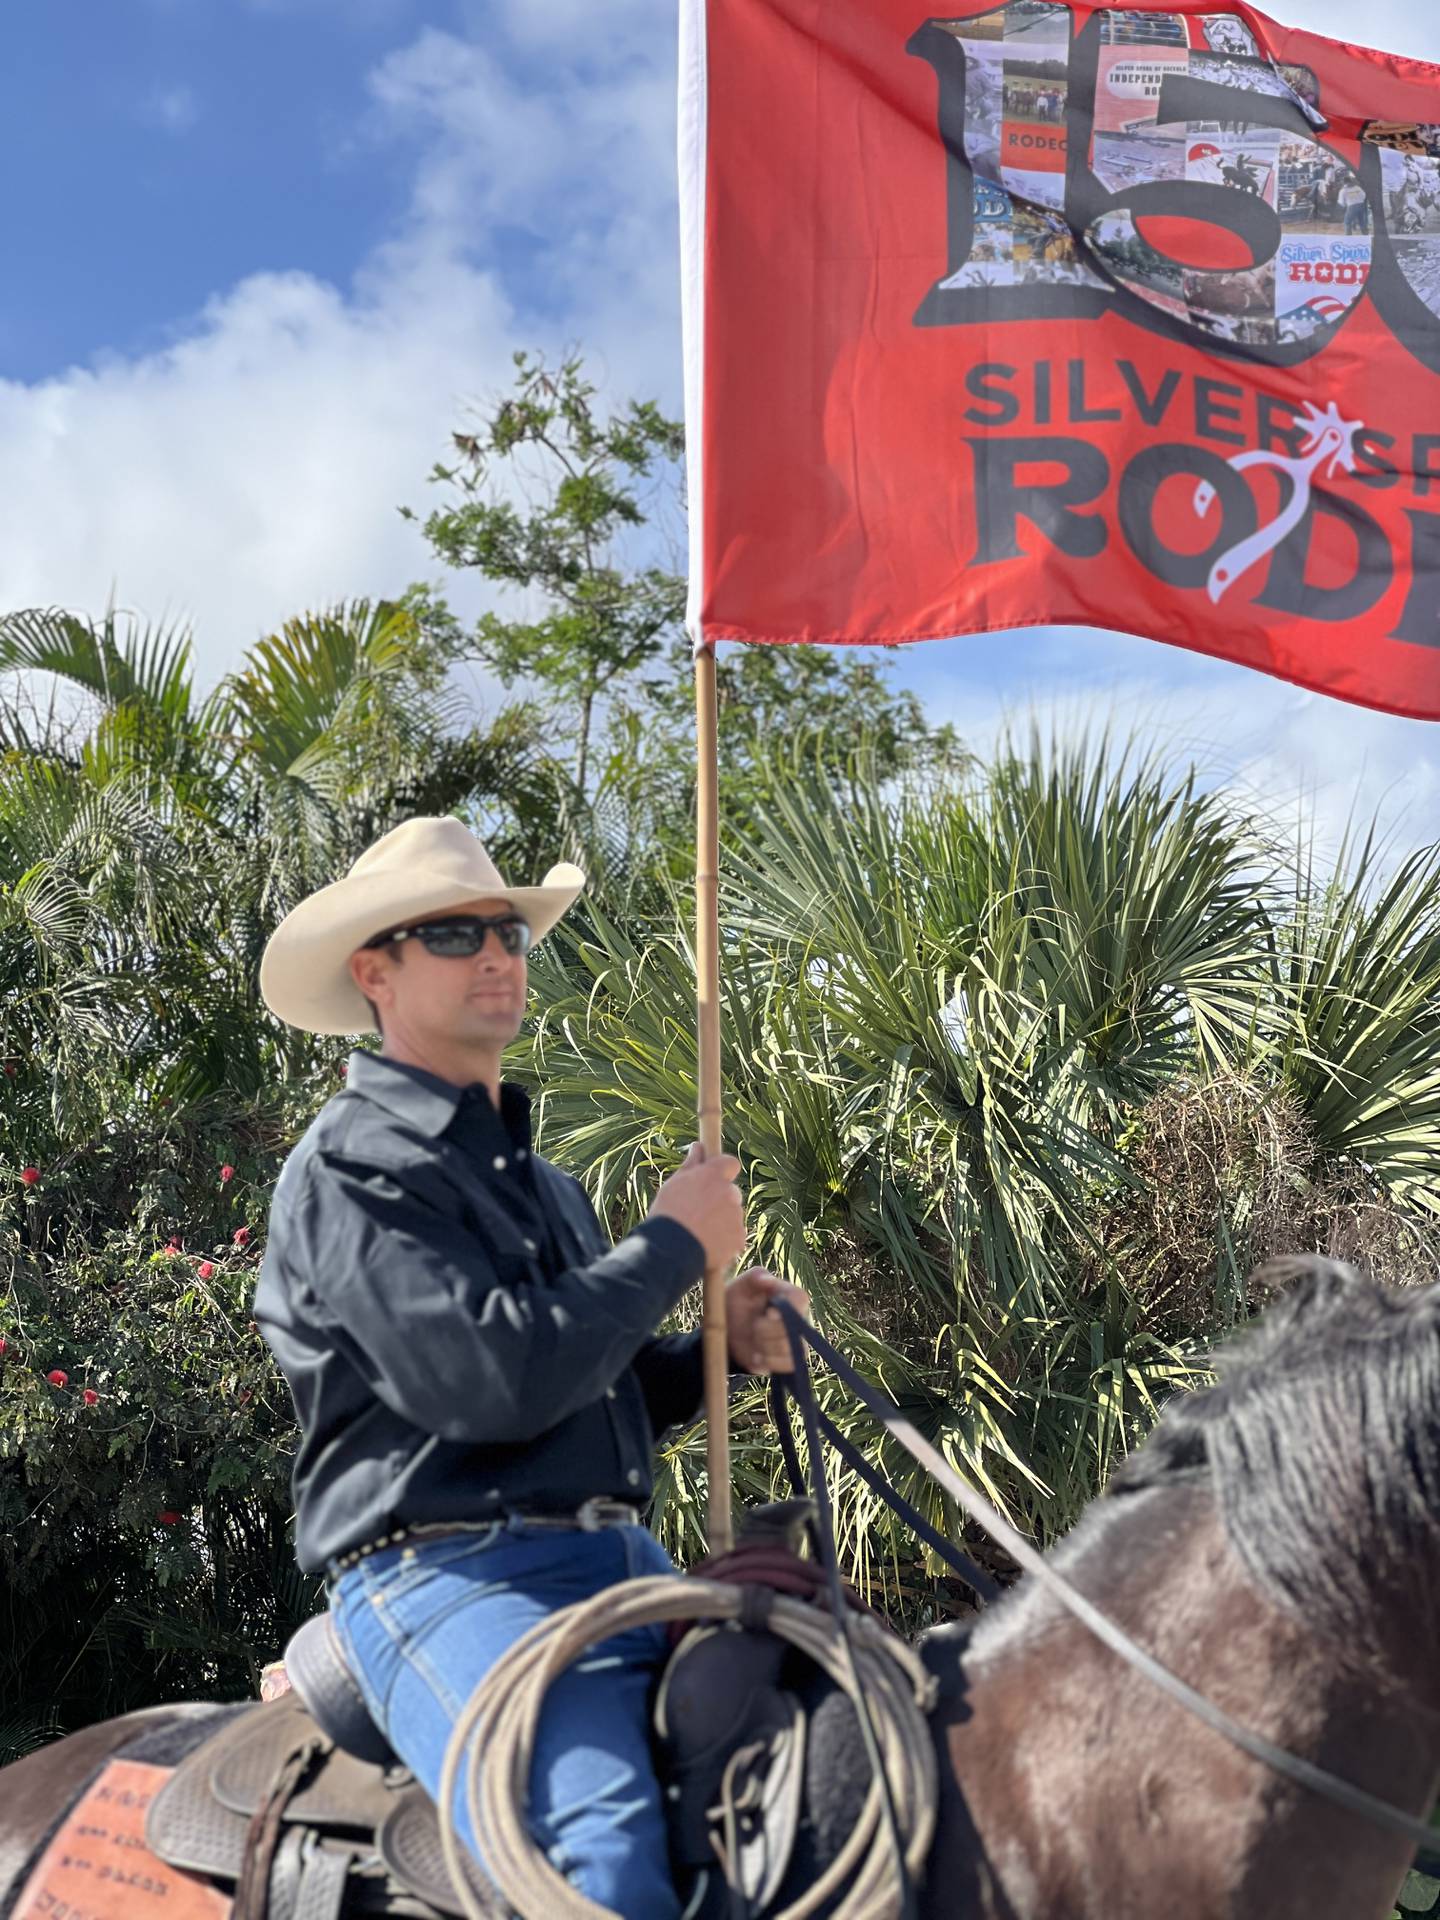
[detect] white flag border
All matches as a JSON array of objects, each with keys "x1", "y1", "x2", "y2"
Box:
[{"x1": 678, "y1": 0, "x2": 709, "y2": 645}]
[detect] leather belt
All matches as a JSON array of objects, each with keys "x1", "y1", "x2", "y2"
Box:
[
  {"x1": 515, "y1": 1498, "x2": 642, "y2": 1532},
  {"x1": 327, "y1": 1498, "x2": 642, "y2": 1577}
]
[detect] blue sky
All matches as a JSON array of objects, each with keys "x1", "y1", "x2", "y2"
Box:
[
  {"x1": 2, "y1": 4, "x2": 410, "y2": 378},
  {"x1": 4, "y1": 0, "x2": 1440, "y2": 855}
]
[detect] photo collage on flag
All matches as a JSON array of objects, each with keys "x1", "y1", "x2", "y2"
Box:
[
  {"x1": 686, "y1": 0, "x2": 1440, "y2": 708},
  {"x1": 931, "y1": 4, "x2": 1384, "y2": 351},
  {"x1": 1369, "y1": 122, "x2": 1440, "y2": 322},
  {"x1": 937, "y1": 0, "x2": 1107, "y2": 290},
  {"x1": 1093, "y1": 11, "x2": 1361, "y2": 349}
]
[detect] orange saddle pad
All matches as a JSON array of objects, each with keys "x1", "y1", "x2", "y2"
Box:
[{"x1": 12, "y1": 1759, "x2": 232, "y2": 1920}]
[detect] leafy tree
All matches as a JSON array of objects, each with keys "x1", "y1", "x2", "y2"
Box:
[
  {"x1": 523, "y1": 730, "x2": 1440, "y2": 1604},
  {"x1": 3, "y1": 363, "x2": 1440, "y2": 1744},
  {"x1": 405, "y1": 351, "x2": 964, "y2": 816},
  {"x1": 404, "y1": 351, "x2": 686, "y2": 793}
]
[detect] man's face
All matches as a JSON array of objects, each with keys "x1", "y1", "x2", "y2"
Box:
[{"x1": 354, "y1": 896, "x2": 529, "y2": 1051}]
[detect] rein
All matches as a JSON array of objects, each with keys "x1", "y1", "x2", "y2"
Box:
[{"x1": 770, "y1": 1300, "x2": 1440, "y2": 1880}]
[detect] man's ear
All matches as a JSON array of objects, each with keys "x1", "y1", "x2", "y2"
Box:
[{"x1": 348, "y1": 946, "x2": 392, "y2": 1010}]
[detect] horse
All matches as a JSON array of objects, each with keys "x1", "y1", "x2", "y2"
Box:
[
  {"x1": 1189, "y1": 263, "x2": 1275, "y2": 322},
  {"x1": 3, "y1": 1255, "x2": 1440, "y2": 1920},
  {"x1": 1221, "y1": 155, "x2": 1266, "y2": 196},
  {"x1": 1031, "y1": 226, "x2": 1076, "y2": 268}
]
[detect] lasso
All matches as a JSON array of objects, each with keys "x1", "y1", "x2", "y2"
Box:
[{"x1": 436, "y1": 1576, "x2": 938, "y2": 1920}]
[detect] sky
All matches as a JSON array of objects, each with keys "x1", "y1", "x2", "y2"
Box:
[{"x1": 4, "y1": 0, "x2": 1440, "y2": 857}]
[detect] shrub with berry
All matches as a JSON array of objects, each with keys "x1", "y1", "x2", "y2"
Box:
[{"x1": 0, "y1": 1069, "x2": 343, "y2": 1726}]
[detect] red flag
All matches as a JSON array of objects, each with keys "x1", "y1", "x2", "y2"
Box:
[{"x1": 679, "y1": 1, "x2": 1440, "y2": 718}]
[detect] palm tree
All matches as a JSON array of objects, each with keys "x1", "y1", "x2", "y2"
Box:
[
  {"x1": 0, "y1": 597, "x2": 554, "y2": 1728},
  {"x1": 519, "y1": 729, "x2": 1440, "y2": 1613},
  {"x1": 0, "y1": 599, "x2": 551, "y2": 1097}
]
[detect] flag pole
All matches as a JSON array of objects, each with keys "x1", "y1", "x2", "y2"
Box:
[{"x1": 694, "y1": 636, "x2": 733, "y2": 1554}]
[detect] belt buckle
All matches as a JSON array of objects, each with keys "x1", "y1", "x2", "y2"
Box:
[{"x1": 576, "y1": 1497, "x2": 629, "y2": 1532}]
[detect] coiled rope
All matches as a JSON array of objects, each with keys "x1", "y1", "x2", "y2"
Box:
[{"x1": 437, "y1": 1573, "x2": 939, "y2": 1920}]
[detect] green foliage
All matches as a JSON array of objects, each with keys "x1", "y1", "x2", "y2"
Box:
[
  {"x1": 405, "y1": 350, "x2": 687, "y2": 791},
  {"x1": 2, "y1": 352, "x2": 1438, "y2": 1744},
  {"x1": 0, "y1": 595, "x2": 550, "y2": 1729},
  {"x1": 405, "y1": 351, "x2": 965, "y2": 809},
  {"x1": 0, "y1": 1087, "x2": 324, "y2": 1720},
  {"x1": 522, "y1": 730, "x2": 1440, "y2": 1601}
]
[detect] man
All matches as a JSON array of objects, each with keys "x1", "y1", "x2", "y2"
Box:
[
  {"x1": 254, "y1": 816, "x2": 808, "y2": 1920},
  {"x1": 1340, "y1": 177, "x2": 1370, "y2": 236}
]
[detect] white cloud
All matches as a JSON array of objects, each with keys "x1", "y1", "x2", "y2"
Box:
[
  {"x1": 915, "y1": 632, "x2": 1440, "y2": 871},
  {"x1": 1277, "y1": 0, "x2": 1440, "y2": 62},
  {"x1": 362, "y1": 17, "x2": 681, "y2": 383},
  {"x1": 0, "y1": 263, "x2": 521, "y2": 678},
  {"x1": 0, "y1": 9, "x2": 682, "y2": 683},
  {"x1": 141, "y1": 84, "x2": 200, "y2": 135}
]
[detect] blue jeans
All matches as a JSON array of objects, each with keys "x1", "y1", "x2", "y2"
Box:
[{"x1": 330, "y1": 1520, "x2": 681, "y2": 1920}]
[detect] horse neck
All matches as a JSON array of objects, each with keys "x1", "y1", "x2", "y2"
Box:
[{"x1": 924, "y1": 1482, "x2": 1440, "y2": 1920}]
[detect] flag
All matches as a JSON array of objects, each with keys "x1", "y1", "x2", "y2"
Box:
[{"x1": 678, "y1": 0, "x2": 1440, "y2": 718}]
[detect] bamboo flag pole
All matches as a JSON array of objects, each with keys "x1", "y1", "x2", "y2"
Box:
[{"x1": 694, "y1": 638, "x2": 733, "y2": 1554}]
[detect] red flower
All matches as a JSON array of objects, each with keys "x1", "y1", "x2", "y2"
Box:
[
  {"x1": 167, "y1": 1235, "x2": 183, "y2": 1251},
  {"x1": 197, "y1": 1260, "x2": 215, "y2": 1279},
  {"x1": 233, "y1": 1226, "x2": 252, "y2": 1248},
  {"x1": 220, "y1": 1165, "x2": 234, "y2": 1184},
  {"x1": 338, "y1": 1063, "x2": 348, "y2": 1078},
  {"x1": 0, "y1": 1337, "x2": 8, "y2": 1358},
  {"x1": 46, "y1": 1369, "x2": 68, "y2": 1388},
  {"x1": 3, "y1": 1063, "x2": 15, "y2": 1077},
  {"x1": 157, "y1": 1510, "x2": 181, "y2": 1527},
  {"x1": 20, "y1": 1167, "x2": 40, "y2": 1188},
  {"x1": 82, "y1": 1388, "x2": 99, "y2": 1407}
]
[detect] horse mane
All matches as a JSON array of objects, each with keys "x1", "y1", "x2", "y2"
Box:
[{"x1": 1104, "y1": 1256, "x2": 1440, "y2": 1634}]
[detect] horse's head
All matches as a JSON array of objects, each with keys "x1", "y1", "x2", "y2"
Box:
[
  {"x1": 1111, "y1": 1258, "x2": 1440, "y2": 1673},
  {"x1": 927, "y1": 1260, "x2": 1440, "y2": 1919}
]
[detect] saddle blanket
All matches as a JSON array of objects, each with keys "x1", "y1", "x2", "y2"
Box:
[{"x1": 11, "y1": 1762, "x2": 231, "y2": 1920}]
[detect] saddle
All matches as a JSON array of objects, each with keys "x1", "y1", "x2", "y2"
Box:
[
  {"x1": 145, "y1": 1682, "x2": 500, "y2": 1920},
  {"x1": 144, "y1": 1504, "x2": 875, "y2": 1920},
  {"x1": 656, "y1": 1500, "x2": 881, "y2": 1919}
]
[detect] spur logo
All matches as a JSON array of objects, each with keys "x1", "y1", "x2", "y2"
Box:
[{"x1": 1197, "y1": 402, "x2": 1366, "y2": 602}]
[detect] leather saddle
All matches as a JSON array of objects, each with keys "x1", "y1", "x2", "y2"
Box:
[
  {"x1": 145, "y1": 1504, "x2": 853, "y2": 1920},
  {"x1": 656, "y1": 1615, "x2": 807, "y2": 1918},
  {"x1": 146, "y1": 1650, "x2": 500, "y2": 1920}
]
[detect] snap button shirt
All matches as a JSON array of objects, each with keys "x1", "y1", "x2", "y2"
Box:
[{"x1": 253, "y1": 1051, "x2": 707, "y2": 1574}]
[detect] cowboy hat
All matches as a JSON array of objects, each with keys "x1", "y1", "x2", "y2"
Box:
[{"x1": 260, "y1": 816, "x2": 585, "y2": 1035}]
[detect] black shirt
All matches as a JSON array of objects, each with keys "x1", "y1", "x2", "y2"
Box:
[{"x1": 253, "y1": 1051, "x2": 708, "y2": 1572}]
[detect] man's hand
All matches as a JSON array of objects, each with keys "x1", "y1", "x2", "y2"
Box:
[
  {"x1": 648, "y1": 1142, "x2": 747, "y2": 1272},
  {"x1": 726, "y1": 1267, "x2": 811, "y2": 1374}
]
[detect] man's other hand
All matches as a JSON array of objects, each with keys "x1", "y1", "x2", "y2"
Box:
[{"x1": 726, "y1": 1268, "x2": 811, "y2": 1374}]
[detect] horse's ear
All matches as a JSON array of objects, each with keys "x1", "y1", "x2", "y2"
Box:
[
  {"x1": 1249, "y1": 1255, "x2": 1362, "y2": 1319},
  {"x1": 1148, "y1": 1419, "x2": 1211, "y2": 1472},
  {"x1": 1108, "y1": 1411, "x2": 1209, "y2": 1494}
]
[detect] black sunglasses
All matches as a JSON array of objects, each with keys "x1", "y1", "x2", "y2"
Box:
[{"x1": 364, "y1": 913, "x2": 533, "y2": 958}]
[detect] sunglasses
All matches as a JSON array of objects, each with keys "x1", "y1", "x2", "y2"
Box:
[{"x1": 364, "y1": 913, "x2": 533, "y2": 958}]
